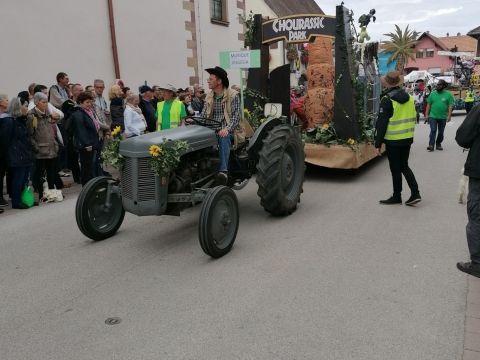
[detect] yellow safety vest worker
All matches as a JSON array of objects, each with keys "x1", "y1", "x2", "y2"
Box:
[
  {"x1": 384, "y1": 96, "x2": 416, "y2": 141},
  {"x1": 465, "y1": 91, "x2": 475, "y2": 103},
  {"x1": 157, "y1": 100, "x2": 182, "y2": 130}
]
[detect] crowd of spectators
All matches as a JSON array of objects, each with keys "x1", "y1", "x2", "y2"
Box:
[{"x1": 0, "y1": 72, "x2": 206, "y2": 213}]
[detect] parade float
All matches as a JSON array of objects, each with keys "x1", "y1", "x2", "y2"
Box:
[{"x1": 245, "y1": 4, "x2": 382, "y2": 169}]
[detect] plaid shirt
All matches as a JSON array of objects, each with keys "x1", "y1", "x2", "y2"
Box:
[{"x1": 201, "y1": 93, "x2": 240, "y2": 132}]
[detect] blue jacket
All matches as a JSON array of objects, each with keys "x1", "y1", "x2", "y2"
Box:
[{"x1": 8, "y1": 115, "x2": 33, "y2": 167}]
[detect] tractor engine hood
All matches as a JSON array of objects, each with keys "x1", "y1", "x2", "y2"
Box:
[{"x1": 119, "y1": 125, "x2": 217, "y2": 158}]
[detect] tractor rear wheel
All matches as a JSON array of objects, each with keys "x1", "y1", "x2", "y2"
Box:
[{"x1": 256, "y1": 125, "x2": 304, "y2": 216}]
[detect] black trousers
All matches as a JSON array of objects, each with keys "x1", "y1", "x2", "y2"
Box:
[
  {"x1": 467, "y1": 177, "x2": 480, "y2": 265},
  {"x1": 66, "y1": 136, "x2": 80, "y2": 182},
  {"x1": 34, "y1": 158, "x2": 57, "y2": 199},
  {"x1": 79, "y1": 149, "x2": 94, "y2": 186},
  {"x1": 386, "y1": 144, "x2": 419, "y2": 198},
  {"x1": 0, "y1": 157, "x2": 8, "y2": 199}
]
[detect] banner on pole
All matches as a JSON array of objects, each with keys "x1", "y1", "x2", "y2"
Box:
[{"x1": 219, "y1": 50, "x2": 261, "y2": 69}]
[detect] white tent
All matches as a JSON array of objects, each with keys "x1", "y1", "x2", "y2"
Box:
[{"x1": 403, "y1": 70, "x2": 435, "y2": 84}]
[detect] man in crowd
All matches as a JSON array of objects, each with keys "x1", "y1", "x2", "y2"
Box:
[
  {"x1": 49, "y1": 73, "x2": 71, "y2": 172},
  {"x1": 425, "y1": 79, "x2": 454, "y2": 151},
  {"x1": 93, "y1": 79, "x2": 110, "y2": 126},
  {"x1": 156, "y1": 85, "x2": 186, "y2": 131},
  {"x1": 374, "y1": 71, "x2": 421, "y2": 206},
  {"x1": 151, "y1": 85, "x2": 163, "y2": 107},
  {"x1": 138, "y1": 85, "x2": 157, "y2": 132},
  {"x1": 200, "y1": 66, "x2": 240, "y2": 185},
  {"x1": 456, "y1": 104, "x2": 480, "y2": 278},
  {"x1": 49, "y1": 72, "x2": 71, "y2": 109},
  {"x1": 71, "y1": 84, "x2": 83, "y2": 103}
]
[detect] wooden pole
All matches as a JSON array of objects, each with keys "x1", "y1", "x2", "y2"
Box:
[{"x1": 107, "y1": 0, "x2": 121, "y2": 79}]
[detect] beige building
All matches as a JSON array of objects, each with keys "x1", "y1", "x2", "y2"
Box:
[{"x1": 1, "y1": 0, "x2": 245, "y2": 98}]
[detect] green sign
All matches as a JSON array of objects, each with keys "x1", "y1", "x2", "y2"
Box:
[{"x1": 219, "y1": 50, "x2": 261, "y2": 69}]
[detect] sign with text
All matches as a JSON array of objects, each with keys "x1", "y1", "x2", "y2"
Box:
[
  {"x1": 219, "y1": 50, "x2": 261, "y2": 69},
  {"x1": 262, "y1": 14, "x2": 336, "y2": 44}
]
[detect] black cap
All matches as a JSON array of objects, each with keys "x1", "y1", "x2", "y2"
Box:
[
  {"x1": 205, "y1": 66, "x2": 229, "y2": 88},
  {"x1": 139, "y1": 85, "x2": 153, "y2": 94}
]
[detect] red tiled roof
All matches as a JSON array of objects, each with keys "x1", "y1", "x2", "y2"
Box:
[{"x1": 437, "y1": 35, "x2": 477, "y2": 52}]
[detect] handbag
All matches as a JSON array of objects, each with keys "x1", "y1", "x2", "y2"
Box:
[{"x1": 21, "y1": 185, "x2": 34, "y2": 208}]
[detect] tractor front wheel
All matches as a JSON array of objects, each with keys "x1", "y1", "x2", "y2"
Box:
[
  {"x1": 75, "y1": 177, "x2": 125, "y2": 241},
  {"x1": 199, "y1": 186, "x2": 239, "y2": 258}
]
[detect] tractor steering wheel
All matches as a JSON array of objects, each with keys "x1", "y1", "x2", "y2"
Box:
[{"x1": 185, "y1": 116, "x2": 222, "y2": 129}]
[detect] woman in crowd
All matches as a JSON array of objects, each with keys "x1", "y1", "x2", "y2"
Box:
[
  {"x1": 86, "y1": 88, "x2": 110, "y2": 177},
  {"x1": 27, "y1": 92, "x2": 59, "y2": 201},
  {"x1": 109, "y1": 84, "x2": 125, "y2": 130},
  {"x1": 7, "y1": 97, "x2": 33, "y2": 209},
  {"x1": 71, "y1": 91, "x2": 101, "y2": 186},
  {"x1": 0, "y1": 94, "x2": 12, "y2": 209},
  {"x1": 124, "y1": 93, "x2": 147, "y2": 138},
  {"x1": 179, "y1": 92, "x2": 195, "y2": 116}
]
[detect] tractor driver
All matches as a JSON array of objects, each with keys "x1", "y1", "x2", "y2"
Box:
[{"x1": 199, "y1": 66, "x2": 240, "y2": 185}]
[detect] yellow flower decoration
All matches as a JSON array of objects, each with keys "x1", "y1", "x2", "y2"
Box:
[
  {"x1": 321, "y1": 123, "x2": 330, "y2": 129},
  {"x1": 149, "y1": 144, "x2": 162, "y2": 157},
  {"x1": 112, "y1": 126, "x2": 122, "y2": 137},
  {"x1": 347, "y1": 138, "x2": 356, "y2": 145}
]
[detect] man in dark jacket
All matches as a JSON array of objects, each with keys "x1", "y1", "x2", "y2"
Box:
[
  {"x1": 138, "y1": 85, "x2": 157, "y2": 133},
  {"x1": 375, "y1": 71, "x2": 421, "y2": 206},
  {"x1": 456, "y1": 104, "x2": 480, "y2": 278}
]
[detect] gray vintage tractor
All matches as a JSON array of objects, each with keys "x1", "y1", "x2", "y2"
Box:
[{"x1": 75, "y1": 105, "x2": 305, "y2": 258}]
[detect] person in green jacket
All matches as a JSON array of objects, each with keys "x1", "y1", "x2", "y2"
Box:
[
  {"x1": 425, "y1": 79, "x2": 454, "y2": 151},
  {"x1": 156, "y1": 85, "x2": 186, "y2": 131}
]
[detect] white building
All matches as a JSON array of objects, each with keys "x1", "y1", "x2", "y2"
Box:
[{"x1": 1, "y1": 0, "x2": 246, "y2": 97}]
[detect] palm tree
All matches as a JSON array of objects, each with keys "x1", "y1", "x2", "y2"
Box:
[{"x1": 382, "y1": 25, "x2": 419, "y2": 72}]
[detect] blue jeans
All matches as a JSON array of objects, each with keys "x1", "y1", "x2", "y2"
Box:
[
  {"x1": 429, "y1": 118, "x2": 447, "y2": 147},
  {"x1": 217, "y1": 135, "x2": 231, "y2": 172},
  {"x1": 11, "y1": 166, "x2": 31, "y2": 208}
]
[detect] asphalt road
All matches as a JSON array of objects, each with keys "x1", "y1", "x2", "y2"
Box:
[{"x1": 0, "y1": 113, "x2": 471, "y2": 360}]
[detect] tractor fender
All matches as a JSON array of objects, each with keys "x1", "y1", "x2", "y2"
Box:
[{"x1": 247, "y1": 116, "x2": 285, "y2": 163}]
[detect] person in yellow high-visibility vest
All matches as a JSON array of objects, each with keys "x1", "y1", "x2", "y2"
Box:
[
  {"x1": 375, "y1": 71, "x2": 421, "y2": 206},
  {"x1": 464, "y1": 88, "x2": 475, "y2": 114},
  {"x1": 156, "y1": 85, "x2": 186, "y2": 131}
]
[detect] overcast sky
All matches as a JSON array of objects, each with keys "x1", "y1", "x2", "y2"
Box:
[{"x1": 314, "y1": 0, "x2": 479, "y2": 41}]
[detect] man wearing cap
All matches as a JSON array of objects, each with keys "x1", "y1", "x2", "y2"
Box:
[
  {"x1": 139, "y1": 85, "x2": 157, "y2": 132},
  {"x1": 375, "y1": 71, "x2": 421, "y2": 206},
  {"x1": 200, "y1": 66, "x2": 240, "y2": 185},
  {"x1": 425, "y1": 79, "x2": 454, "y2": 151},
  {"x1": 156, "y1": 85, "x2": 186, "y2": 131}
]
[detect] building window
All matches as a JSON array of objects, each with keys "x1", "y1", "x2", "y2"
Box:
[
  {"x1": 426, "y1": 48, "x2": 434, "y2": 58},
  {"x1": 211, "y1": 0, "x2": 229, "y2": 26},
  {"x1": 416, "y1": 50, "x2": 424, "y2": 59}
]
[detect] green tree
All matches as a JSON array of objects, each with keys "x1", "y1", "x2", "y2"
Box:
[{"x1": 382, "y1": 25, "x2": 419, "y2": 72}]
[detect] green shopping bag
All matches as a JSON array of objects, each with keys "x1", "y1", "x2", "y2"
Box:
[{"x1": 21, "y1": 186, "x2": 34, "y2": 208}]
